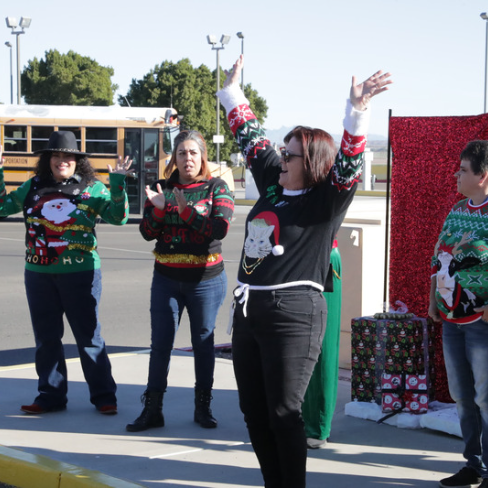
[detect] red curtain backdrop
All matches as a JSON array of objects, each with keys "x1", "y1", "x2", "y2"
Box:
[{"x1": 388, "y1": 114, "x2": 488, "y2": 401}]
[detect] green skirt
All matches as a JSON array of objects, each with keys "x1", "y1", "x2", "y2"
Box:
[{"x1": 302, "y1": 246, "x2": 342, "y2": 440}]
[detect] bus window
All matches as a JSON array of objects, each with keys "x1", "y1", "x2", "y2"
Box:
[
  {"x1": 31, "y1": 126, "x2": 55, "y2": 153},
  {"x1": 4, "y1": 126, "x2": 27, "y2": 152},
  {"x1": 85, "y1": 127, "x2": 117, "y2": 154}
]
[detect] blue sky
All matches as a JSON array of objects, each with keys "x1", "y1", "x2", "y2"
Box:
[{"x1": 2, "y1": 0, "x2": 487, "y2": 138}]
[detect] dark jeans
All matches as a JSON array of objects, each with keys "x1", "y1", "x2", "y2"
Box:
[
  {"x1": 24, "y1": 269, "x2": 116, "y2": 409},
  {"x1": 232, "y1": 287, "x2": 326, "y2": 488},
  {"x1": 147, "y1": 269, "x2": 227, "y2": 392},
  {"x1": 443, "y1": 319, "x2": 488, "y2": 477}
]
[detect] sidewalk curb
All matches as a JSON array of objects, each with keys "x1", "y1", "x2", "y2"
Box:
[{"x1": 0, "y1": 445, "x2": 145, "y2": 488}]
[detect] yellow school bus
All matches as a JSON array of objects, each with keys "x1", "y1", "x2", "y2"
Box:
[{"x1": 0, "y1": 104, "x2": 234, "y2": 214}]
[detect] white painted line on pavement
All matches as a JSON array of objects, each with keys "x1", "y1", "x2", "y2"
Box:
[{"x1": 150, "y1": 448, "x2": 203, "y2": 459}]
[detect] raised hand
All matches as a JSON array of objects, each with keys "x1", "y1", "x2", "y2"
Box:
[
  {"x1": 350, "y1": 70, "x2": 392, "y2": 111},
  {"x1": 173, "y1": 187, "x2": 187, "y2": 214},
  {"x1": 145, "y1": 183, "x2": 166, "y2": 210},
  {"x1": 223, "y1": 55, "x2": 243, "y2": 89},
  {"x1": 107, "y1": 156, "x2": 133, "y2": 174}
]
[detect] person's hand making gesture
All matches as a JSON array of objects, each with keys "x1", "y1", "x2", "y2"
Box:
[
  {"x1": 145, "y1": 183, "x2": 166, "y2": 210},
  {"x1": 350, "y1": 70, "x2": 392, "y2": 111},
  {"x1": 107, "y1": 155, "x2": 132, "y2": 174},
  {"x1": 223, "y1": 55, "x2": 244, "y2": 89}
]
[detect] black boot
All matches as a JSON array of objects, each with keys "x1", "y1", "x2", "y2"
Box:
[
  {"x1": 126, "y1": 390, "x2": 165, "y2": 432},
  {"x1": 194, "y1": 388, "x2": 217, "y2": 428}
]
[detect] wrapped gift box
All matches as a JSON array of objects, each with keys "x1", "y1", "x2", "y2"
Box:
[
  {"x1": 351, "y1": 315, "x2": 430, "y2": 404},
  {"x1": 381, "y1": 373, "x2": 429, "y2": 414}
]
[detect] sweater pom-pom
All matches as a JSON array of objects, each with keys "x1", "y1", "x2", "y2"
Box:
[{"x1": 272, "y1": 245, "x2": 284, "y2": 256}]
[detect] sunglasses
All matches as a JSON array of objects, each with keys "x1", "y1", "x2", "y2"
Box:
[{"x1": 280, "y1": 149, "x2": 304, "y2": 163}]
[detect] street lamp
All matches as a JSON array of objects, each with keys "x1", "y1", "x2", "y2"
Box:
[
  {"x1": 236, "y1": 32, "x2": 244, "y2": 91},
  {"x1": 5, "y1": 16, "x2": 32, "y2": 104},
  {"x1": 481, "y1": 12, "x2": 488, "y2": 112},
  {"x1": 5, "y1": 41, "x2": 13, "y2": 104},
  {"x1": 207, "y1": 34, "x2": 230, "y2": 165}
]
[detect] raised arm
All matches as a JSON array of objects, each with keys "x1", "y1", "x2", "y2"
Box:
[
  {"x1": 330, "y1": 70, "x2": 392, "y2": 193},
  {"x1": 218, "y1": 55, "x2": 280, "y2": 194}
]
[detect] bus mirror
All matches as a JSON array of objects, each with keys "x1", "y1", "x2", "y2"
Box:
[{"x1": 164, "y1": 109, "x2": 174, "y2": 124}]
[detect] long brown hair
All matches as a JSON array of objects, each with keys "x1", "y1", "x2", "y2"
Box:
[
  {"x1": 164, "y1": 130, "x2": 212, "y2": 180},
  {"x1": 284, "y1": 126, "x2": 337, "y2": 188}
]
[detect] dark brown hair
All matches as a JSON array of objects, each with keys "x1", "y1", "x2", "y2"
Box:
[
  {"x1": 284, "y1": 126, "x2": 337, "y2": 187},
  {"x1": 460, "y1": 140, "x2": 488, "y2": 175}
]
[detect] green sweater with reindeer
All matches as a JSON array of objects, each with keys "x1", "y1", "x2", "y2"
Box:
[{"x1": 431, "y1": 197, "x2": 488, "y2": 323}]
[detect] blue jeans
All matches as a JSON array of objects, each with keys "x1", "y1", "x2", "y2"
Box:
[
  {"x1": 443, "y1": 319, "x2": 488, "y2": 477},
  {"x1": 24, "y1": 269, "x2": 117, "y2": 409},
  {"x1": 147, "y1": 269, "x2": 227, "y2": 392},
  {"x1": 232, "y1": 287, "x2": 326, "y2": 488}
]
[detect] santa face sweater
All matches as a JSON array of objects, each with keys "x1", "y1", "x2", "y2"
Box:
[
  {"x1": 0, "y1": 168, "x2": 129, "y2": 274},
  {"x1": 139, "y1": 171, "x2": 234, "y2": 282},
  {"x1": 217, "y1": 84, "x2": 369, "y2": 291},
  {"x1": 431, "y1": 198, "x2": 488, "y2": 323}
]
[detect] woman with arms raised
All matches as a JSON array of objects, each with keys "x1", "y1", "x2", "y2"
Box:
[{"x1": 218, "y1": 56, "x2": 391, "y2": 487}]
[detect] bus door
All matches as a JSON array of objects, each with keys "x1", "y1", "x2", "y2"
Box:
[{"x1": 124, "y1": 128, "x2": 159, "y2": 214}]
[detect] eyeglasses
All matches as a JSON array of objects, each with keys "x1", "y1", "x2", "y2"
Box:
[{"x1": 280, "y1": 149, "x2": 304, "y2": 163}]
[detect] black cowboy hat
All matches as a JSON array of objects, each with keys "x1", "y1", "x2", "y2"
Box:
[{"x1": 34, "y1": 131, "x2": 90, "y2": 156}]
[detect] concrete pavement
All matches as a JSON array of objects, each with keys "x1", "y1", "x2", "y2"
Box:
[
  {"x1": 0, "y1": 348, "x2": 466, "y2": 488},
  {"x1": 0, "y1": 193, "x2": 466, "y2": 488}
]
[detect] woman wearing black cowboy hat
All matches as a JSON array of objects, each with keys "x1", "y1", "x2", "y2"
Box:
[{"x1": 0, "y1": 130, "x2": 132, "y2": 415}]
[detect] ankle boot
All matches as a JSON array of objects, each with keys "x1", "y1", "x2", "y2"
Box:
[
  {"x1": 126, "y1": 390, "x2": 165, "y2": 432},
  {"x1": 194, "y1": 388, "x2": 217, "y2": 428}
]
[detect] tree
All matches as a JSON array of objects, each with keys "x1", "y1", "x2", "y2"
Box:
[
  {"x1": 120, "y1": 58, "x2": 268, "y2": 163},
  {"x1": 22, "y1": 50, "x2": 117, "y2": 105}
]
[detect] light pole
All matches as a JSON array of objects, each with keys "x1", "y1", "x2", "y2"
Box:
[
  {"x1": 5, "y1": 16, "x2": 31, "y2": 104},
  {"x1": 5, "y1": 41, "x2": 13, "y2": 104},
  {"x1": 207, "y1": 34, "x2": 230, "y2": 165},
  {"x1": 236, "y1": 32, "x2": 244, "y2": 91},
  {"x1": 481, "y1": 12, "x2": 488, "y2": 112}
]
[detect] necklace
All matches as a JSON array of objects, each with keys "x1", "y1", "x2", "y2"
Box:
[{"x1": 242, "y1": 256, "x2": 263, "y2": 275}]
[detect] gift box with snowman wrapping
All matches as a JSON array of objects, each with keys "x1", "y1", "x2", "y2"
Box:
[
  {"x1": 351, "y1": 309, "x2": 431, "y2": 404},
  {"x1": 381, "y1": 373, "x2": 429, "y2": 414}
]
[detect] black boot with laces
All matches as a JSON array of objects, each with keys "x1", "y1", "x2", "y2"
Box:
[
  {"x1": 126, "y1": 390, "x2": 165, "y2": 432},
  {"x1": 194, "y1": 388, "x2": 217, "y2": 428}
]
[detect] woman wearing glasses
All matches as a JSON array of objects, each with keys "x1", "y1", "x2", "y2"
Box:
[
  {"x1": 218, "y1": 55, "x2": 391, "y2": 487},
  {"x1": 126, "y1": 130, "x2": 234, "y2": 432}
]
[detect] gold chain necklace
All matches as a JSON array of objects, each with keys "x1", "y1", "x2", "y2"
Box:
[{"x1": 241, "y1": 256, "x2": 263, "y2": 275}]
